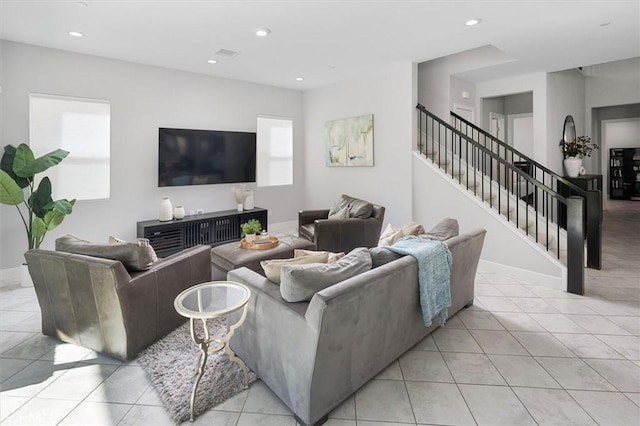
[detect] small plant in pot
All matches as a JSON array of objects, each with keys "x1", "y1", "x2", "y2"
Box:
[
  {"x1": 240, "y1": 219, "x2": 262, "y2": 243},
  {"x1": 559, "y1": 136, "x2": 598, "y2": 177},
  {"x1": 0, "y1": 144, "x2": 76, "y2": 285}
]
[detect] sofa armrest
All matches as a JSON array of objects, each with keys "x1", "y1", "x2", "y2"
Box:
[
  {"x1": 299, "y1": 209, "x2": 330, "y2": 226},
  {"x1": 314, "y1": 217, "x2": 383, "y2": 252},
  {"x1": 119, "y1": 244, "x2": 212, "y2": 356},
  {"x1": 227, "y1": 267, "x2": 319, "y2": 420},
  {"x1": 444, "y1": 229, "x2": 486, "y2": 308}
]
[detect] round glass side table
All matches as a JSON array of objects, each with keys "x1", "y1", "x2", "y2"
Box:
[{"x1": 174, "y1": 281, "x2": 251, "y2": 421}]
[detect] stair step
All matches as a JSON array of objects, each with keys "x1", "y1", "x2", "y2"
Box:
[{"x1": 421, "y1": 141, "x2": 562, "y2": 253}]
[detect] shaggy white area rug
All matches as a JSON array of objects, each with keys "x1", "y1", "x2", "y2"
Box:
[{"x1": 137, "y1": 318, "x2": 257, "y2": 423}]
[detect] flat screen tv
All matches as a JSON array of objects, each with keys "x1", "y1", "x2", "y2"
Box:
[{"x1": 158, "y1": 127, "x2": 256, "y2": 187}]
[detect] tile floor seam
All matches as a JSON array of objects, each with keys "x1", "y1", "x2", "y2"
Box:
[
  {"x1": 592, "y1": 334, "x2": 640, "y2": 362},
  {"x1": 396, "y1": 354, "x2": 418, "y2": 426}
]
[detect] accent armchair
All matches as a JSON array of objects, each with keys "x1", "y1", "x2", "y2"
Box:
[
  {"x1": 298, "y1": 194, "x2": 385, "y2": 253},
  {"x1": 25, "y1": 244, "x2": 212, "y2": 360}
]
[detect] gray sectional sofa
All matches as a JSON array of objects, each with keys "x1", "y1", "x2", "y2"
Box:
[{"x1": 228, "y1": 228, "x2": 486, "y2": 426}]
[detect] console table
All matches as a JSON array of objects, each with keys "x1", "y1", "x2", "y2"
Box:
[{"x1": 137, "y1": 208, "x2": 268, "y2": 257}]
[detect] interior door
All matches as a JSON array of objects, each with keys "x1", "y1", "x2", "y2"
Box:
[{"x1": 489, "y1": 112, "x2": 505, "y2": 141}]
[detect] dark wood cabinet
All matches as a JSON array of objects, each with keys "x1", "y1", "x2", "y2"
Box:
[
  {"x1": 610, "y1": 148, "x2": 640, "y2": 200},
  {"x1": 137, "y1": 207, "x2": 268, "y2": 257}
]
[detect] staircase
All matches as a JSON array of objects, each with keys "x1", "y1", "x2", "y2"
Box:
[{"x1": 416, "y1": 104, "x2": 602, "y2": 294}]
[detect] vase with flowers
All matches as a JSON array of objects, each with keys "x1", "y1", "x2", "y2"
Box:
[{"x1": 559, "y1": 136, "x2": 598, "y2": 177}]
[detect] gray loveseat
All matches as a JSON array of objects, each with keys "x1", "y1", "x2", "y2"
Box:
[{"x1": 228, "y1": 228, "x2": 486, "y2": 426}]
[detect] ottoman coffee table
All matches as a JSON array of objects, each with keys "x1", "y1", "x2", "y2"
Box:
[{"x1": 211, "y1": 234, "x2": 315, "y2": 280}]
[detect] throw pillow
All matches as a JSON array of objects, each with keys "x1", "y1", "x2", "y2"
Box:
[
  {"x1": 420, "y1": 217, "x2": 459, "y2": 241},
  {"x1": 261, "y1": 252, "x2": 329, "y2": 284},
  {"x1": 401, "y1": 221, "x2": 425, "y2": 237},
  {"x1": 327, "y1": 206, "x2": 349, "y2": 220},
  {"x1": 328, "y1": 194, "x2": 351, "y2": 216},
  {"x1": 109, "y1": 235, "x2": 158, "y2": 263},
  {"x1": 280, "y1": 247, "x2": 372, "y2": 302},
  {"x1": 294, "y1": 249, "x2": 345, "y2": 263},
  {"x1": 56, "y1": 234, "x2": 159, "y2": 272},
  {"x1": 369, "y1": 246, "x2": 404, "y2": 268},
  {"x1": 379, "y1": 222, "x2": 425, "y2": 247},
  {"x1": 347, "y1": 198, "x2": 373, "y2": 219}
]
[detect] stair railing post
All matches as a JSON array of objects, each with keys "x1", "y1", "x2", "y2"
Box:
[
  {"x1": 567, "y1": 196, "x2": 585, "y2": 295},
  {"x1": 585, "y1": 190, "x2": 602, "y2": 270}
]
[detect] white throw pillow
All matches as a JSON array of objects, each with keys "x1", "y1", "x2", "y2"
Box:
[
  {"x1": 261, "y1": 252, "x2": 329, "y2": 284},
  {"x1": 378, "y1": 223, "x2": 403, "y2": 247},
  {"x1": 294, "y1": 249, "x2": 345, "y2": 263}
]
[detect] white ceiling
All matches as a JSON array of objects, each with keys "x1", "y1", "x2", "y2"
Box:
[{"x1": 1, "y1": 0, "x2": 639, "y2": 90}]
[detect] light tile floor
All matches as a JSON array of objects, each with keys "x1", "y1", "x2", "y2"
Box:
[{"x1": 1, "y1": 200, "x2": 638, "y2": 425}]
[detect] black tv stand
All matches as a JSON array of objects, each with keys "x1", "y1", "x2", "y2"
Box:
[{"x1": 137, "y1": 207, "x2": 268, "y2": 257}]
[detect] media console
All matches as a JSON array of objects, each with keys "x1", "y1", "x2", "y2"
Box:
[{"x1": 137, "y1": 207, "x2": 268, "y2": 257}]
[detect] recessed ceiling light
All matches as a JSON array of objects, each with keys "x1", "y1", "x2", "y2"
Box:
[
  {"x1": 255, "y1": 28, "x2": 271, "y2": 37},
  {"x1": 295, "y1": 77, "x2": 304, "y2": 81},
  {"x1": 68, "y1": 31, "x2": 84, "y2": 37},
  {"x1": 207, "y1": 59, "x2": 218, "y2": 64},
  {"x1": 464, "y1": 18, "x2": 482, "y2": 26}
]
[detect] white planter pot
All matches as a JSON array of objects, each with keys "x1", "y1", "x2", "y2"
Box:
[
  {"x1": 563, "y1": 157, "x2": 582, "y2": 177},
  {"x1": 245, "y1": 234, "x2": 256, "y2": 243}
]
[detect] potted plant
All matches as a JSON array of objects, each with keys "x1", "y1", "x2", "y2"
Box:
[
  {"x1": 559, "y1": 136, "x2": 598, "y2": 177},
  {"x1": 0, "y1": 144, "x2": 76, "y2": 284},
  {"x1": 240, "y1": 219, "x2": 262, "y2": 242}
]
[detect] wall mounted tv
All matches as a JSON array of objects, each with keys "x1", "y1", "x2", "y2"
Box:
[{"x1": 158, "y1": 127, "x2": 256, "y2": 187}]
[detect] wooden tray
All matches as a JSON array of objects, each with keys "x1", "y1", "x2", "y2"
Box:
[{"x1": 240, "y1": 235, "x2": 279, "y2": 250}]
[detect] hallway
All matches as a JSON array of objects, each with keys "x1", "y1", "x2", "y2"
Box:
[{"x1": 585, "y1": 199, "x2": 640, "y2": 306}]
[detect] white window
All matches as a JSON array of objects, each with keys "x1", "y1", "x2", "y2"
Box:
[
  {"x1": 30, "y1": 94, "x2": 110, "y2": 201},
  {"x1": 257, "y1": 116, "x2": 293, "y2": 187}
]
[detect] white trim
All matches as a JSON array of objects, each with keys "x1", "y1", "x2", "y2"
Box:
[
  {"x1": 453, "y1": 103, "x2": 475, "y2": 124},
  {"x1": 479, "y1": 259, "x2": 566, "y2": 290}
]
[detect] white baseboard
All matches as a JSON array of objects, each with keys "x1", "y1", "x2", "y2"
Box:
[{"x1": 479, "y1": 259, "x2": 566, "y2": 291}]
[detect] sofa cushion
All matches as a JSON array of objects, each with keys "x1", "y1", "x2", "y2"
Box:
[
  {"x1": 299, "y1": 223, "x2": 315, "y2": 241},
  {"x1": 420, "y1": 218, "x2": 459, "y2": 241},
  {"x1": 329, "y1": 194, "x2": 373, "y2": 219},
  {"x1": 260, "y1": 251, "x2": 329, "y2": 284},
  {"x1": 369, "y1": 246, "x2": 404, "y2": 268},
  {"x1": 56, "y1": 234, "x2": 158, "y2": 272},
  {"x1": 294, "y1": 249, "x2": 345, "y2": 263},
  {"x1": 280, "y1": 247, "x2": 372, "y2": 302}
]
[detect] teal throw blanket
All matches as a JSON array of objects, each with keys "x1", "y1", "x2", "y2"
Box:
[{"x1": 387, "y1": 236, "x2": 452, "y2": 326}]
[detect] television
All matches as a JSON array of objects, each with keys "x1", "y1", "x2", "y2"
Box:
[{"x1": 158, "y1": 127, "x2": 256, "y2": 187}]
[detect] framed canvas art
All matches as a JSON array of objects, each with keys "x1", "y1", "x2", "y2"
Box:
[{"x1": 325, "y1": 114, "x2": 374, "y2": 166}]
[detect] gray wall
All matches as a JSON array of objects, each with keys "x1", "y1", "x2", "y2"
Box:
[
  {"x1": 584, "y1": 58, "x2": 640, "y2": 176},
  {"x1": 0, "y1": 41, "x2": 305, "y2": 269},
  {"x1": 546, "y1": 69, "x2": 586, "y2": 175},
  {"x1": 482, "y1": 92, "x2": 534, "y2": 145},
  {"x1": 303, "y1": 62, "x2": 415, "y2": 229}
]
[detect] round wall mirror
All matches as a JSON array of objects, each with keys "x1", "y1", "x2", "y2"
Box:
[
  {"x1": 563, "y1": 115, "x2": 576, "y2": 143},
  {"x1": 562, "y1": 115, "x2": 576, "y2": 158}
]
